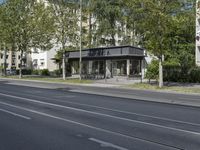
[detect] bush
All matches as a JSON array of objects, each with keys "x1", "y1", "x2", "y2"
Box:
[
  {"x1": 40, "y1": 69, "x2": 50, "y2": 76},
  {"x1": 163, "y1": 66, "x2": 200, "y2": 83},
  {"x1": 16, "y1": 69, "x2": 32, "y2": 75},
  {"x1": 145, "y1": 59, "x2": 159, "y2": 81},
  {"x1": 53, "y1": 69, "x2": 61, "y2": 76},
  {"x1": 32, "y1": 70, "x2": 39, "y2": 75},
  {"x1": 188, "y1": 67, "x2": 200, "y2": 83}
]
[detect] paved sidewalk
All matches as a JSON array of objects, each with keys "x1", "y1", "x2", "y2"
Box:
[
  {"x1": 1, "y1": 78, "x2": 200, "y2": 108},
  {"x1": 94, "y1": 77, "x2": 148, "y2": 85}
]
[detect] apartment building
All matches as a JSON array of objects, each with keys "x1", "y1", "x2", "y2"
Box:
[
  {"x1": 196, "y1": 0, "x2": 200, "y2": 66},
  {"x1": 0, "y1": 50, "x2": 32, "y2": 73},
  {"x1": 31, "y1": 45, "x2": 60, "y2": 72}
]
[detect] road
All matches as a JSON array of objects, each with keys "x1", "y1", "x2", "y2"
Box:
[{"x1": 0, "y1": 80, "x2": 200, "y2": 150}]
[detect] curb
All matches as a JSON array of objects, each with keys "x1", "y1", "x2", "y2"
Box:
[{"x1": 1, "y1": 77, "x2": 200, "y2": 108}]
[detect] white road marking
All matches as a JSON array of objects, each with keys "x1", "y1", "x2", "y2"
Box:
[
  {"x1": 0, "y1": 92, "x2": 200, "y2": 136},
  {"x1": 5, "y1": 89, "x2": 200, "y2": 127},
  {"x1": 1, "y1": 88, "x2": 200, "y2": 128},
  {"x1": 89, "y1": 138, "x2": 128, "y2": 150},
  {"x1": 0, "y1": 108, "x2": 31, "y2": 120},
  {"x1": 54, "y1": 95, "x2": 76, "y2": 98},
  {"x1": 0, "y1": 101, "x2": 180, "y2": 149}
]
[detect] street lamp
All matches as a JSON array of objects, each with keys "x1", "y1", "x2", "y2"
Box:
[{"x1": 79, "y1": 0, "x2": 82, "y2": 80}]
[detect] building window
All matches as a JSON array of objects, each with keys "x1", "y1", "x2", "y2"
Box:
[
  {"x1": 33, "y1": 59, "x2": 38, "y2": 67},
  {"x1": 112, "y1": 60, "x2": 127, "y2": 76},
  {"x1": 71, "y1": 61, "x2": 79, "y2": 74},
  {"x1": 41, "y1": 62, "x2": 44, "y2": 66},
  {"x1": 130, "y1": 60, "x2": 141, "y2": 76},
  {"x1": 40, "y1": 59, "x2": 45, "y2": 66},
  {"x1": 91, "y1": 60, "x2": 105, "y2": 75}
]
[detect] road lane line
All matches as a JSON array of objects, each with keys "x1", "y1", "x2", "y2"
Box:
[
  {"x1": 1, "y1": 89, "x2": 200, "y2": 127},
  {"x1": 89, "y1": 138, "x2": 128, "y2": 150},
  {"x1": 24, "y1": 92, "x2": 200, "y2": 127},
  {"x1": 0, "y1": 101, "x2": 181, "y2": 150},
  {"x1": 0, "y1": 108, "x2": 31, "y2": 120},
  {"x1": 0, "y1": 92, "x2": 200, "y2": 136},
  {"x1": 31, "y1": 93, "x2": 200, "y2": 127}
]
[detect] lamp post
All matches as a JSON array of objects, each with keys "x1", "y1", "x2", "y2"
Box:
[{"x1": 79, "y1": 0, "x2": 82, "y2": 80}]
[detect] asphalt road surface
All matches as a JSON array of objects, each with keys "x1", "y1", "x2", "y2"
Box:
[{"x1": 0, "y1": 81, "x2": 200, "y2": 150}]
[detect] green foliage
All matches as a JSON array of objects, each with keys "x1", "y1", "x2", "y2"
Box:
[
  {"x1": 49, "y1": 0, "x2": 79, "y2": 51},
  {"x1": 0, "y1": 0, "x2": 55, "y2": 77},
  {"x1": 90, "y1": 0, "x2": 124, "y2": 46},
  {"x1": 53, "y1": 69, "x2": 62, "y2": 76},
  {"x1": 189, "y1": 67, "x2": 200, "y2": 83},
  {"x1": 16, "y1": 69, "x2": 32, "y2": 75},
  {"x1": 32, "y1": 69, "x2": 39, "y2": 75},
  {"x1": 32, "y1": 69, "x2": 51, "y2": 76},
  {"x1": 146, "y1": 59, "x2": 159, "y2": 81},
  {"x1": 0, "y1": 0, "x2": 196, "y2": 83},
  {"x1": 40, "y1": 69, "x2": 50, "y2": 76},
  {"x1": 163, "y1": 66, "x2": 200, "y2": 83}
]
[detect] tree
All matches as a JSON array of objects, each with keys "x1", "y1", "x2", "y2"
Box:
[
  {"x1": 2, "y1": 0, "x2": 55, "y2": 78},
  {"x1": 123, "y1": 0, "x2": 148, "y2": 47},
  {"x1": 130, "y1": 0, "x2": 181, "y2": 87},
  {"x1": 48, "y1": 0, "x2": 79, "y2": 80},
  {"x1": 0, "y1": 3, "x2": 8, "y2": 76},
  {"x1": 90, "y1": 0, "x2": 124, "y2": 46},
  {"x1": 163, "y1": 3, "x2": 195, "y2": 82}
]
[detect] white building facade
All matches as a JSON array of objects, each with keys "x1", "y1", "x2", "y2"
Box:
[
  {"x1": 0, "y1": 50, "x2": 32, "y2": 71},
  {"x1": 31, "y1": 45, "x2": 60, "y2": 72},
  {"x1": 196, "y1": 0, "x2": 200, "y2": 66}
]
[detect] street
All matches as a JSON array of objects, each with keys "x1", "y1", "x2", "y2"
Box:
[{"x1": 0, "y1": 81, "x2": 200, "y2": 150}]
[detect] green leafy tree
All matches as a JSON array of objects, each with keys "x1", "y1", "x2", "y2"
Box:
[
  {"x1": 90, "y1": 0, "x2": 124, "y2": 46},
  {"x1": 48, "y1": 0, "x2": 79, "y2": 80},
  {"x1": 131, "y1": 0, "x2": 181, "y2": 87},
  {"x1": 123, "y1": 0, "x2": 145, "y2": 46},
  {"x1": 2, "y1": 0, "x2": 55, "y2": 78}
]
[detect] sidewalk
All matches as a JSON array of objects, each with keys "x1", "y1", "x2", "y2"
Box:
[{"x1": 1, "y1": 77, "x2": 200, "y2": 108}]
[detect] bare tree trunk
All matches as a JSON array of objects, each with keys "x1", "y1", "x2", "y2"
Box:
[
  {"x1": 159, "y1": 57, "x2": 163, "y2": 88},
  {"x1": 62, "y1": 52, "x2": 66, "y2": 80},
  {"x1": 19, "y1": 50, "x2": 23, "y2": 79},
  {"x1": 79, "y1": 0, "x2": 83, "y2": 81},
  {"x1": 3, "y1": 47, "x2": 7, "y2": 77},
  {"x1": 88, "y1": 12, "x2": 92, "y2": 48},
  {"x1": 111, "y1": 33, "x2": 116, "y2": 46}
]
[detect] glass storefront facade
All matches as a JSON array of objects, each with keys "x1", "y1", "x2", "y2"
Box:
[
  {"x1": 130, "y1": 60, "x2": 141, "y2": 76},
  {"x1": 70, "y1": 59, "x2": 142, "y2": 78},
  {"x1": 67, "y1": 46, "x2": 146, "y2": 79},
  {"x1": 112, "y1": 60, "x2": 127, "y2": 76}
]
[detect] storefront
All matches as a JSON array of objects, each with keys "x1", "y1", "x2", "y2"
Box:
[{"x1": 66, "y1": 46, "x2": 146, "y2": 79}]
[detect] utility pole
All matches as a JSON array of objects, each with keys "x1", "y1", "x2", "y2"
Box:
[{"x1": 79, "y1": 0, "x2": 82, "y2": 80}]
